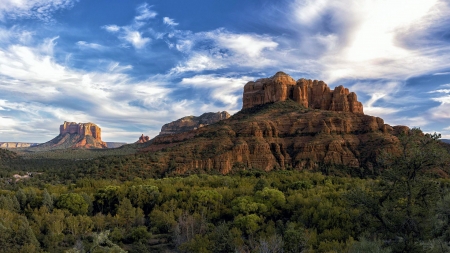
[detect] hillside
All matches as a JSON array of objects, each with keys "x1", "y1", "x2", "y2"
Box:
[{"x1": 137, "y1": 100, "x2": 408, "y2": 176}]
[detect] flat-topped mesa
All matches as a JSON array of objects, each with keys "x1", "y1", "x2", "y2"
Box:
[
  {"x1": 60, "y1": 121, "x2": 102, "y2": 141},
  {"x1": 243, "y1": 72, "x2": 364, "y2": 114}
]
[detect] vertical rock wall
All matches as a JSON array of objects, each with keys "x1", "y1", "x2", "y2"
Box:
[{"x1": 242, "y1": 72, "x2": 364, "y2": 114}]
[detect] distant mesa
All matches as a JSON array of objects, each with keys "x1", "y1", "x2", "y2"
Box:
[
  {"x1": 32, "y1": 121, "x2": 108, "y2": 150},
  {"x1": 243, "y1": 71, "x2": 363, "y2": 113},
  {"x1": 136, "y1": 134, "x2": 150, "y2": 144},
  {"x1": 0, "y1": 142, "x2": 39, "y2": 149},
  {"x1": 158, "y1": 111, "x2": 231, "y2": 136}
]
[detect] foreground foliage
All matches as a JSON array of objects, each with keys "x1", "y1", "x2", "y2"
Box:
[{"x1": 0, "y1": 129, "x2": 449, "y2": 252}]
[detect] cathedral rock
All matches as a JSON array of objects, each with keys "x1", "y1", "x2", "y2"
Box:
[
  {"x1": 242, "y1": 71, "x2": 364, "y2": 114},
  {"x1": 60, "y1": 121, "x2": 103, "y2": 142}
]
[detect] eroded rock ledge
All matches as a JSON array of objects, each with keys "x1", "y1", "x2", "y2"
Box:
[{"x1": 243, "y1": 72, "x2": 363, "y2": 114}]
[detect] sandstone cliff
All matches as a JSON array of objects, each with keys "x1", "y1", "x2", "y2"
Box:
[
  {"x1": 32, "y1": 122, "x2": 108, "y2": 150},
  {"x1": 135, "y1": 73, "x2": 416, "y2": 175},
  {"x1": 243, "y1": 72, "x2": 363, "y2": 113},
  {"x1": 140, "y1": 101, "x2": 409, "y2": 175},
  {"x1": 159, "y1": 111, "x2": 230, "y2": 136}
]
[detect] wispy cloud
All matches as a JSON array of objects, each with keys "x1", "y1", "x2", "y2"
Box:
[
  {"x1": 76, "y1": 41, "x2": 104, "y2": 50},
  {"x1": 168, "y1": 29, "x2": 279, "y2": 73},
  {"x1": 135, "y1": 3, "x2": 157, "y2": 21},
  {"x1": 180, "y1": 75, "x2": 254, "y2": 109},
  {"x1": 0, "y1": 0, "x2": 78, "y2": 21},
  {"x1": 102, "y1": 4, "x2": 156, "y2": 49},
  {"x1": 163, "y1": 17, "x2": 178, "y2": 26}
]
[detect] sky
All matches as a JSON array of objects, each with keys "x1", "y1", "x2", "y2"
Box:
[{"x1": 1, "y1": 0, "x2": 450, "y2": 143}]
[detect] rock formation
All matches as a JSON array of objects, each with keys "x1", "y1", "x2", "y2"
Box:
[
  {"x1": 60, "y1": 121, "x2": 103, "y2": 142},
  {"x1": 242, "y1": 72, "x2": 363, "y2": 113},
  {"x1": 0, "y1": 142, "x2": 39, "y2": 149},
  {"x1": 136, "y1": 134, "x2": 150, "y2": 144},
  {"x1": 31, "y1": 122, "x2": 108, "y2": 150},
  {"x1": 136, "y1": 73, "x2": 416, "y2": 175},
  {"x1": 159, "y1": 111, "x2": 231, "y2": 136}
]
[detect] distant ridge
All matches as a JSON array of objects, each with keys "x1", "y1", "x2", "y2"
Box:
[
  {"x1": 0, "y1": 142, "x2": 39, "y2": 149},
  {"x1": 442, "y1": 139, "x2": 450, "y2": 144},
  {"x1": 106, "y1": 142, "x2": 127, "y2": 148}
]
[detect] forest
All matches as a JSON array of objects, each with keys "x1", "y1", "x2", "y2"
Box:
[{"x1": 1, "y1": 129, "x2": 450, "y2": 253}]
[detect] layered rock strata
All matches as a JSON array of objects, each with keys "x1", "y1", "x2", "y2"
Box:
[
  {"x1": 137, "y1": 73, "x2": 412, "y2": 175},
  {"x1": 60, "y1": 121, "x2": 102, "y2": 141},
  {"x1": 159, "y1": 111, "x2": 231, "y2": 136},
  {"x1": 32, "y1": 122, "x2": 108, "y2": 149},
  {"x1": 243, "y1": 72, "x2": 363, "y2": 113}
]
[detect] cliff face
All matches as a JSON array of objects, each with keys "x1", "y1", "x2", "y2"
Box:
[
  {"x1": 60, "y1": 122, "x2": 102, "y2": 142},
  {"x1": 134, "y1": 73, "x2": 416, "y2": 175},
  {"x1": 141, "y1": 101, "x2": 409, "y2": 175},
  {"x1": 242, "y1": 72, "x2": 363, "y2": 113},
  {"x1": 159, "y1": 111, "x2": 231, "y2": 136},
  {"x1": 31, "y1": 122, "x2": 107, "y2": 150}
]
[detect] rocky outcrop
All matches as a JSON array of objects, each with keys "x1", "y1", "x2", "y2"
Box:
[
  {"x1": 159, "y1": 111, "x2": 231, "y2": 136},
  {"x1": 31, "y1": 122, "x2": 107, "y2": 150},
  {"x1": 141, "y1": 101, "x2": 408, "y2": 175},
  {"x1": 136, "y1": 134, "x2": 150, "y2": 144},
  {"x1": 242, "y1": 72, "x2": 363, "y2": 114},
  {"x1": 0, "y1": 142, "x2": 39, "y2": 149},
  {"x1": 60, "y1": 122, "x2": 102, "y2": 142}
]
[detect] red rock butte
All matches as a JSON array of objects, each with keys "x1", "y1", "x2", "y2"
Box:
[
  {"x1": 60, "y1": 121, "x2": 102, "y2": 142},
  {"x1": 242, "y1": 71, "x2": 364, "y2": 114}
]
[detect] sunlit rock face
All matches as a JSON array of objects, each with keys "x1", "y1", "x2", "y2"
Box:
[
  {"x1": 51, "y1": 121, "x2": 107, "y2": 149},
  {"x1": 242, "y1": 72, "x2": 364, "y2": 114}
]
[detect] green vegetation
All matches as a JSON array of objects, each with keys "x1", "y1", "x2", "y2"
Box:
[{"x1": 0, "y1": 127, "x2": 449, "y2": 252}]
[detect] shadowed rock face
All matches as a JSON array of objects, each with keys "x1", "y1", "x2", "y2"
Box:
[
  {"x1": 158, "y1": 111, "x2": 231, "y2": 136},
  {"x1": 242, "y1": 72, "x2": 363, "y2": 114}
]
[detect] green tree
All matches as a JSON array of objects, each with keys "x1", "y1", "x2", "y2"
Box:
[
  {"x1": 348, "y1": 129, "x2": 450, "y2": 252},
  {"x1": 57, "y1": 193, "x2": 88, "y2": 216},
  {"x1": 42, "y1": 189, "x2": 53, "y2": 211}
]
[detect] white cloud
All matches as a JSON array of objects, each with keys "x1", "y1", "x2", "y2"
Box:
[
  {"x1": 76, "y1": 41, "x2": 104, "y2": 50},
  {"x1": 163, "y1": 17, "x2": 178, "y2": 26},
  {"x1": 180, "y1": 75, "x2": 253, "y2": 108},
  {"x1": 287, "y1": 0, "x2": 450, "y2": 82},
  {"x1": 433, "y1": 72, "x2": 450, "y2": 76},
  {"x1": 135, "y1": 3, "x2": 157, "y2": 21},
  {"x1": 215, "y1": 33, "x2": 278, "y2": 58},
  {"x1": 123, "y1": 30, "x2": 150, "y2": 49},
  {"x1": 429, "y1": 89, "x2": 450, "y2": 94},
  {"x1": 429, "y1": 103, "x2": 450, "y2": 119},
  {"x1": 171, "y1": 53, "x2": 225, "y2": 73},
  {"x1": 0, "y1": 0, "x2": 77, "y2": 21},
  {"x1": 168, "y1": 29, "x2": 279, "y2": 73},
  {"x1": 432, "y1": 96, "x2": 450, "y2": 104},
  {"x1": 103, "y1": 25, "x2": 120, "y2": 33}
]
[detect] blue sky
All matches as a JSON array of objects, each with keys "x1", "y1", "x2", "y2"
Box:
[{"x1": 1, "y1": 0, "x2": 450, "y2": 143}]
